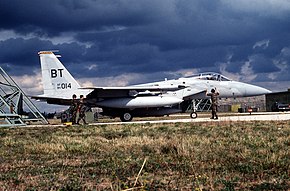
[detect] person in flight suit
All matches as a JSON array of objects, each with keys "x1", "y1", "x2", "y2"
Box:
[
  {"x1": 76, "y1": 95, "x2": 87, "y2": 125},
  {"x1": 70, "y1": 94, "x2": 78, "y2": 124},
  {"x1": 206, "y1": 88, "x2": 219, "y2": 120}
]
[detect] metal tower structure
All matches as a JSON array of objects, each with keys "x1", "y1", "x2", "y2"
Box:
[{"x1": 0, "y1": 67, "x2": 48, "y2": 127}]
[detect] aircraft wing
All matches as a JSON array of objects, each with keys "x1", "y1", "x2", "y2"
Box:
[
  {"x1": 79, "y1": 85, "x2": 187, "y2": 91},
  {"x1": 31, "y1": 85, "x2": 187, "y2": 104},
  {"x1": 81, "y1": 85, "x2": 187, "y2": 98}
]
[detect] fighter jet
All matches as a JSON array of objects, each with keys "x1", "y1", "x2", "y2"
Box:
[{"x1": 33, "y1": 51, "x2": 271, "y2": 121}]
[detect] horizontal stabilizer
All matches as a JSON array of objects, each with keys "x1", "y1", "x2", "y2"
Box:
[{"x1": 31, "y1": 95, "x2": 72, "y2": 105}]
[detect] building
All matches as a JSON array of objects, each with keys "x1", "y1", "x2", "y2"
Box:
[
  {"x1": 218, "y1": 95, "x2": 266, "y2": 112},
  {"x1": 265, "y1": 89, "x2": 290, "y2": 111}
]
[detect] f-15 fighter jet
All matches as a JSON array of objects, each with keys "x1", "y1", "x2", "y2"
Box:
[{"x1": 33, "y1": 51, "x2": 271, "y2": 121}]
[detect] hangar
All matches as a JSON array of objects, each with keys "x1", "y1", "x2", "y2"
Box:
[{"x1": 265, "y1": 89, "x2": 290, "y2": 111}]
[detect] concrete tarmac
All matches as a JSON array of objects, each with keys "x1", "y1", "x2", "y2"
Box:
[
  {"x1": 26, "y1": 112, "x2": 290, "y2": 127},
  {"x1": 90, "y1": 112, "x2": 290, "y2": 126}
]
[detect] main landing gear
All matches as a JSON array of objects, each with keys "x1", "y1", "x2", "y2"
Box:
[{"x1": 120, "y1": 112, "x2": 133, "y2": 122}]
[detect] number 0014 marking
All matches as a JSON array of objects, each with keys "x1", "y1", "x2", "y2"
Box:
[{"x1": 57, "y1": 83, "x2": 72, "y2": 89}]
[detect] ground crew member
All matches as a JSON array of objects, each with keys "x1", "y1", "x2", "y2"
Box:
[
  {"x1": 70, "y1": 94, "x2": 78, "y2": 124},
  {"x1": 76, "y1": 95, "x2": 87, "y2": 125},
  {"x1": 207, "y1": 88, "x2": 219, "y2": 120}
]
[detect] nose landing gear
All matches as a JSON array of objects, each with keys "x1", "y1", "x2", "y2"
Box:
[{"x1": 190, "y1": 111, "x2": 197, "y2": 119}]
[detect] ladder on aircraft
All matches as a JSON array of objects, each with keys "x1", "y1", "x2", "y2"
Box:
[{"x1": 0, "y1": 67, "x2": 48, "y2": 127}]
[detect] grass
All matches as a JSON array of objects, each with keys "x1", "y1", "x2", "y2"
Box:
[{"x1": 0, "y1": 120, "x2": 289, "y2": 190}]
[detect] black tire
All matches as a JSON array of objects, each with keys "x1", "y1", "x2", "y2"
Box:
[
  {"x1": 120, "y1": 112, "x2": 133, "y2": 122},
  {"x1": 190, "y1": 112, "x2": 197, "y2": 119}
]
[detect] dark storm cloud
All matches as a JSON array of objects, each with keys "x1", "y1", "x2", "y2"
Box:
[
  {"x1": 0, "y1": 0, "x2": 163, "y2": 36},
  {"x1": 68, "y1": 44, "x2": 229, "y2": 78},
  {"x1": 0, "y1": 37, "x2": 86, "y2": 75},
  {"x1": 1, "y1": 0, "x2": 290, "y2": 90},
  {"x1": 249, "y1": 54, "x2": 279, "y2": 73},
  {"x1": 0, "y1": 38, "x2": 52, "y2": 75}
]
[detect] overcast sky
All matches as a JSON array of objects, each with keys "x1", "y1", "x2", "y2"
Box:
[{"x1": 1, "y1": 0, "x2": 290, "y2": 111}]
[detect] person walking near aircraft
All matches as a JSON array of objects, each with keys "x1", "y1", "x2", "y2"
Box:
[
  {"x1": 70, "y1": 94, "x2": 78, "y2": 124},
  {"x1": 207, "y1": 88, "x2": 219, "y2": 120},
  {"x1": 76, "y1": 95, "x2": 87, "y2": 125}
]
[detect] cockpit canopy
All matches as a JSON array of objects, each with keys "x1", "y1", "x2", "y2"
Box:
[{"x1": 189, "y1": 72, "x2": 231, "y2": 81}]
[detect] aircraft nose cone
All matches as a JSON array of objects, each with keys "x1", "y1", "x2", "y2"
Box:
[
  {"x1": 246, "y1": 85, "x2": 271, "y2": 96},
  {"x1": 261, "y1": 87, "x2": 272, "y2": 94}
]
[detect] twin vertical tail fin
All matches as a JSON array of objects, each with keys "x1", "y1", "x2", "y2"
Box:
[{"x1": 38, "y1": 51, "x2": 81, "y2": 98}]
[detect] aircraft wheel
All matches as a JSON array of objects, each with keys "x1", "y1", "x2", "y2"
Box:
[
  {"x1": 120, "y1": 112, "x2": 133, "y2": 122},
  {"x1": 190, "y1": 112, "x2": 197, "y2": 119}
]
